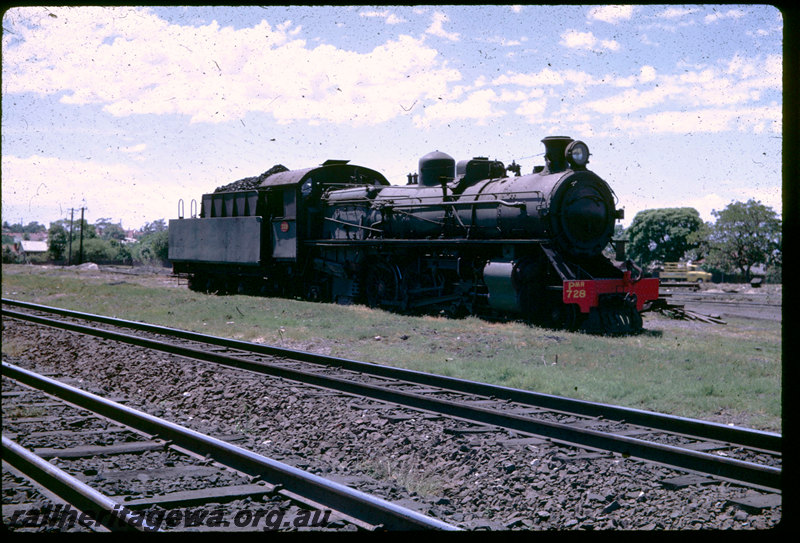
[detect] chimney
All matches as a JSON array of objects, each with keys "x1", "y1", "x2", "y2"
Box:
[{"x1": 540, "y1": 136, "x2": 573, "y2": 174}]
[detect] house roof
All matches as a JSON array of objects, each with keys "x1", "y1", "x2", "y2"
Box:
[{"x1": 20, "y1": 240, "x2": 48, "y2": 252}]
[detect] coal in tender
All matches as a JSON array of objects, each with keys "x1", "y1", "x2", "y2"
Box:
[{"x1": 214, "y1": 164, "x2": 289, "y2": 193}]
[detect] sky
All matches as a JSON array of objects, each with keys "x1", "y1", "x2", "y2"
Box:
[{"x1": 1, "y1": 5, "x2": 784, "y2": 231}]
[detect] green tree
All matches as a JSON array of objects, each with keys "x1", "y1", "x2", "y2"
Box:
[
  {"x1": 140, "y1": 219, "x2": 167, "y2": 236},
  {"x1": 25, "y1": 221, "x2": 47, "y2": 234},
  {"x1": 603, "y1": 223, "x2": 628, "y2": 260},
  {"x1": 2, "y1": 221, "x2": 46, "y2": 233},
  {"x1": 81, "y1": 238, "x2": 120, "y2": 262},
  {"x1": 626, "y1": 208, "x2": 704, "y2": 267},
  {"x1": 47, "y1": 221, "x2": 69, "y2": 261},
  {"x1": 2, "y1": 245, "x2": 24, "y2": 264},
  {"x1": 135, "y1": 230, "x2": 169, "y2": 263},
  {"x1": 95, "y1": 218, "x2": 126, "y2": 241},
  {"x1": 695, "y1": 199, "x2": 781, "y2": 280},
  {"x1": 76, "y1": 219, "x2": 97, "y2": 240},
  {"x1": 47, "y1": 218, "x2": 98, "y2": 262}
]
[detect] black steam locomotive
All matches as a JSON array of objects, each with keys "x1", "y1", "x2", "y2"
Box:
[{"x1": 169, "y1": 136, "x2": 659, "y2": 333}]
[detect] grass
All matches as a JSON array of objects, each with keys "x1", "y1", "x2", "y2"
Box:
[
  {"x1": 358, "y1": 455, "x2": 446, "y2": 497},
  {"x1": 1, "y1": 264, "x2": 782, "y2": 432}
]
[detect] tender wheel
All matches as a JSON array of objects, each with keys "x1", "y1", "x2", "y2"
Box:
[
  {"x1": 187, "y1": 274, "x2": 206, "y2": 292},
  {"x1": 306, "y1": 284, "x2": 323, "y2": 303}
]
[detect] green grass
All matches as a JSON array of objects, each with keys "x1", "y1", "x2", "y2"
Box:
[
  {"x1": 1, "y1": 264, "x2": 782, "y2": 431},
  {"x1": 358, "y1": 454, "x2": 446, "y2": 497}
]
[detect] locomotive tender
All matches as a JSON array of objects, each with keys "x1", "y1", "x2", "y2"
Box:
[{"x1": 169, "y1": 136, "x2": 659, "y2": 333}]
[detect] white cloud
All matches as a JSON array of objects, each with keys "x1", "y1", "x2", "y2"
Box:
[
  {"x1": 620, "y1": 186, "x2": 782, "y2": 226},
  {"x1": 514, "y1": 98, "x2": 548, "y2": 123},
  {"x1": 119, "y1": 143, "x2": 147, "y2": 154},
  {"x1": 704, "y1": 9, "x2": 746, "y2": 25},
  {"x1": 492, "y1": 68, "x2": 567, "y2": 88},
  {"x1": 588, "y1": 87, "x2": 671, "y2": 115},
  {"x1": 578, "y1": 54, "x2": 781, "y2": 133},
  {"x1": 1, "y1": 153, "x2": 181, "y2": 227},
  {"x1": 480, "y1": 35, "x2": 527, "y2": 47},
  {"x1": 657, "y1": 7, "x2": 699, "y2": 20},
  {"x1": 2, "y1": 6, "x2": 460, "y2": 126},
  {"x1": 691, "y1": 190, "x2": 781, "y2": 220},
  {"x1": 639, "y1": 65, "x2": 657, "y2": 83},
  {"x1": 588, "y1": 5, "x2": 634, "y2": 24},
  {"x1": 560, "y1": 30, "x2": 619, "y2": 52},
  {"x1": 425, "y1": 11, "x2": 460, "y2": 42},
  {"x1": 1, "y1": 6, "x2": 781, "y2": 149},
  {"x1": 480, "y1": 49, "x2": 780, "y2": 137},
  {"x1": 413, "y1": 88, "x2": 505, "y2": 127},
  {"x1": 561, "y1": 30, "x2": 595, "y2": 49},
  {"x1": 359, "y1": 9, "x2": 405, "y2": 25},
  {"x1": 609, "y1": 104, "x2": 781, "y2": 135}
]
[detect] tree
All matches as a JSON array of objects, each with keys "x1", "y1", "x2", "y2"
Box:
[
  {"x1": 81, "y1": 238, "x2": 121, "y2": 262},
  {"x1": 75, "y1": 218, "x2": 98, "y2": 240},
  {"x1": 603, "y1": 223, "x2": 627, "y2": 260},
  {"x1": 47, "y1": 218, "x2": 98, "y2": 262},
  {"x1": 2, "y1": 221, "x2": 46, "y2": 234},
  {"x1": 626, "y1": 208, "x2": 704, "y2": 267},
  {"x1": 47, "y1": 221, "x2": 69, "y2": 261},
  {"x1": 95, "y1": 218, "x2": 126, "y2": 241},
  {"x1": 140, "y1": 219, "x2": 167, "y2": 236},
  {"x1": 696, "y1": 199, "x2": 781, "y2": 280},
  {"x1": 136, "y1": 230, "x2": 169, "y2": 263}
]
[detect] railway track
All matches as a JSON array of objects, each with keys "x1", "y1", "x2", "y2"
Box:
[
  {"x1": 1, "y1": 299, "x2": 782, "y2": 494},
  {"x1": 2, "y1": 363, "x2": 458, "y2": 532},
  {"x1": 667, "y1": 297, "x2": 780, "y2": 309}
]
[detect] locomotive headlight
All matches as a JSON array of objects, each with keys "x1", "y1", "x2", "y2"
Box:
[{"x1": 566, "y1": 140, "x2": 590, "y2": 168}]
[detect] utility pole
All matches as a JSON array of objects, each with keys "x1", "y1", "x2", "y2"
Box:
[
  {"x1": 78, "y1": 207, "x2": 85, "y2": 265},
  {"x1": 68, "y1": 209, "x2": 74, "y2": 266}
]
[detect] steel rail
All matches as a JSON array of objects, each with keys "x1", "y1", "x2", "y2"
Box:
[
  {"x1": 667, "y1": 298, "x2": 781, "y2": 308},
  {"x1": 1, "y1": 299, "x2": 781, "y2": 453},
  {"x1": 2, "y1": 362, "x2": 458, "y2": 531},
  {"x1": 2, "y1": 435, "x2": 159, "y2": 532},
  {"x1": 1, "y1": 306, "x2": 781, "y2": 491}
]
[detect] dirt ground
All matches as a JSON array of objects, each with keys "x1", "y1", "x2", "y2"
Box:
[{"x1": 661, "y1": 283, "x2": 781, "y2": 322}]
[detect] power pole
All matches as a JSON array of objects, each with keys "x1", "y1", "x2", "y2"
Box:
[
  {"x1": 68, "y1": 209, "x2": 74, "y2": 266},
  {"x1": 78, "y1": 207, "x2": 85, "y2": 265}
]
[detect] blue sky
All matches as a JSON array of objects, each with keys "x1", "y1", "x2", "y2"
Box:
[{"x1": 2, "y1": 5, "x2": 783, "y2": 230}]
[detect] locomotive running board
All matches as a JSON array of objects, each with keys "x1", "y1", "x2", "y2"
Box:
[{"x1": 306, "y1": 239, "x2": 551, "y2": 247}]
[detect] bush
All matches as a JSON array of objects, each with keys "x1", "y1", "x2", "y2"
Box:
[
  {"x1": 133, "y1": 230, "x2": 169, "y2": 265},
  {"x1": 2, "y1": 246, "x2": 24, "y2": 264},
  {"x1": 81, "y1": 238, "x2": 122, "y2": 262}
]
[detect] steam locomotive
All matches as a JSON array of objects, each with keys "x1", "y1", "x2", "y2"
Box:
[{"x1": 169, "y1": 136, "x2": 659, "y2": 333}]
